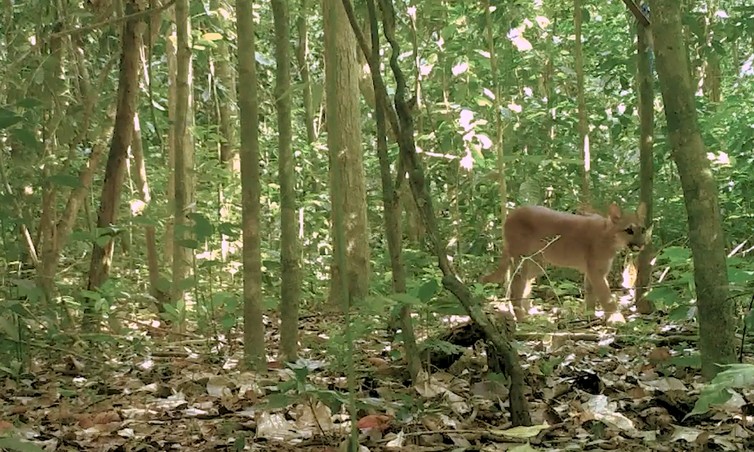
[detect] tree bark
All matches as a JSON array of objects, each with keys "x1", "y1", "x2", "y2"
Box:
[
  {"x1": 272, "y1": 0, "x2": 301, "y2": 363},
  {"x1": 343, "y1": 0, "x2": 531, "y2": 427},
  {"x1": 323, "y1": 0, "x2": 370, "y2": 308},
  {"x1": 484, "y1": 0, "x2": 508, "y2": 245},
  {"x1": 215, "y1": 37, "x2": 240, "y2": 261},
  {"x1": 164, "y1": 19, "x2": 177, "y2": 267},
  {"x1": 86, "y1": 0, "x2": 142, "y2": 326},
  {"x1": 574, "y1": 0, "x2": 590, "y2": 203},
  {"x1": 130, "y1": 113, "x2": 168, "y2": 306},
  {"x1": 172, "y1": 0, "x2": 195, "y2": 317},
  {"x1": 635, "y1": 17, "x2": 655, "y2": 314},
  {"x1": 648, "y1": 0, "x2": 735, "y2": 379},
  {"x1": 296, "y1": 0, "x2": 316, "y2": 144},
  {"x1": 237, "y1": 0, "x2": 266, "y2": 370},
  {"x1": 364, "y1": 0, "x2": 420, "y2": 383}
]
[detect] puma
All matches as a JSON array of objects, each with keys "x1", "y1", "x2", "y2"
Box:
[{"x1": 481, "y1": 202, "x2": 648, "y2": 324}]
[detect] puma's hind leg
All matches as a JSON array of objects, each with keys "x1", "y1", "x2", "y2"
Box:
[
  {"x1": 508, "y1": 259, "x2": 543, "y2": 321},
  {"x1": 480, "y1": 249, "x2": 511, "y2": 284}
]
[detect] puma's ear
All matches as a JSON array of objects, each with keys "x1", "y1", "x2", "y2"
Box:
[
  {"x1": 608, "y1": 202, "x2": 622, "y2": 222},
  {"x1": 636, "y1": 202, "x2": 647, "y2": 224}
]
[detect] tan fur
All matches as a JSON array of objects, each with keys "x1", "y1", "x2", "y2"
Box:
[{"x1": 481, "y1": 202, "x2": 648, "y2": 324}]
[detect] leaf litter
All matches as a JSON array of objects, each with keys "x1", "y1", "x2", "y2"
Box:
[{"x1": 1, "y1": 310, "x2": 753, "y2": 451}]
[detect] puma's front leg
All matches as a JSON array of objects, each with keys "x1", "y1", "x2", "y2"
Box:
[{"x1": 586, "y1": 269, "x2": 625, "y2": 324}]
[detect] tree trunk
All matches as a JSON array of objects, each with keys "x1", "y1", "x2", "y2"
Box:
[
  {"x1": 364, "y1": 0, "x2": 420, "y2": 383},
  {"x1": 574, "y1": 0, "x2": 590, "y2": 203},
  {"x1": 342, "y1": 0, "x2": 531, "y2": 427},
  {"x1": 86, "y1": 0, "x2": 142, "y2": 326},
  {"x1": 323, "y1": 0, "x2": 370, "y2": 308},
  {"x1": 648, "y1": 0, "x2": 735, "y2": 379},
  {"x1": 237, "y1": 0, "x2": 266, "y2": 370},
  {"x1": 635, "y1": 18, "x2": 655, "y2": 314},
  {"x1": 272, "y1": 0, "x2": 302, "y2": 363},
  {"x1": 215, "y1": 37, "x2": 240, "y2": 261},
  {"x1": 130, "y1": 113, "x2": 168, "y2": 306},
  {"x1": 164, "y1": 20, "x2": 177, "y2": 267},
  {"x1": 172, "y1": 0, "x2": 195, "y2": 318},
  {"x1": 484, "y1": 0, "x2": 508, "y2": 244},
  {"x1": 296, "y1": 0, "x2": 316, "y2": 144}
]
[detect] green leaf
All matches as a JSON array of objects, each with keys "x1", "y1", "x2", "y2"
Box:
[
  {"x1": 657, "y1": 246, "x2": 691, "y2": 264},
  {"x1": 48, "y1": 173, "x2": 82, "y2": 189},
  {"x1": 218, "y1": 222, "x2": 240, "y2": 238},
  {"x1": 16, "y1": 97, "x2": 43, "y2": 109},
  {"x1": 686, "y1": 384, "x2": 731, "y2": 419},
  {"x1": 0, "y1": 109, "x2": 23, "y2": 130},
  {"x1": 668, "y1": 353, "x2": 701, "y2": 369},
  {"x1": 189, "y1": 213, "x2": 214, "y2": 241},
  {"x1": 417, "y1": 279, "x2": 440, "y2": 303},
  {"x1": 177, "y1": 238, "x2": 200, "y2": 249},
  {"x1": 264, "y1": 392, "x2": 297, "y2": 410},
  {"x1": 644, "y1": 286, "x2": 680, "y2": 306},
  {"x1": 10, "y1": 128, "x2": 37, "y2": 149},
  {"x1": 0, "y1": 437, "x2": 45, "y2": 452},
  {"x1": 390, "y1": 292, "x2": 420, "y2": 307},
  {"x1": 80, "y1": 289, "x2": 102, "y2": 300}
]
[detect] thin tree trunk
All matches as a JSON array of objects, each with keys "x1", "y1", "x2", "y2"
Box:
[
  {"x1": 86, "y1": 0, "x2": 143, "y2": 326},
  {"x1": 172, "y1": 0, "x2": 195, "y2": 316},
  {"x1": 38, "y1": 142, "x2": 107, "y2": 306},
  {"x1": 363, "y1": 0, "x2": 420, "y2": 383},
  {"x1": 237, "y1": 0, "x2": 266, "y2": 370},
  {"x1": 296, "y1": 0, "x2": 316, "y2": 144},
  {"x1": 635, "y1": 18, "x2": 655, "y2": 314},
  {"x1": 215, "y1": 37, "x2": 239, "y2": 261},
  {"x1": 164, "y1": 21, "x2": 177, "y2": 267},
  {"x1": 272, "y1": 0, "x2": 301, "y2": 363},
  {"x1": 323, "y1": 0, "x2": 370, "y2": 308},
  {"x1": 484, "y1": 0, "x2": 508, "y2": 244},
  {"x1": 574, "y1": 0, "x2": 590, "y2": 203},
  {"x1": 130, "y1": 113, "x2": 167, "y2": 305},
  {"x1": 342, "y1": 0, "x2": 531, "y2": 427},
  {"x1": 648, "y1": 0, "x2": 735, "y2": 380}
]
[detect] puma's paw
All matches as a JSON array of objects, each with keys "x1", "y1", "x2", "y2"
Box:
[{"x1": 606, "y1": 312, "x2": 626, "y2": 324}]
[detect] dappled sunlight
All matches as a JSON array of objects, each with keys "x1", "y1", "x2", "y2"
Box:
[{"x1": 707, "y1": 151, "x2": 731, "y2": 166}]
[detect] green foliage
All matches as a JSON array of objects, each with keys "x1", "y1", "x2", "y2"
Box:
[
  {"x1": 0, "y1": 437, "x2": 45, "y2": 452},
  {"x1": 687, "y1": 364, "x2": 754, "y2": 419},
  {"x1": 263, "y1": 359, "x2": 348, "y2": 413}
]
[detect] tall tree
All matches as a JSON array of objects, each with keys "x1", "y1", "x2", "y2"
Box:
[
  {"x1": 215, "y1": 32, "x2": 240, "y2": 261},
  {"x1": 296, "y1": 0, "x2": 316, "y2": 144},
  {"x1": 323, "y1": 0, "x2": 370, "y2": 308},
  {"x1": 635, "y1": 11, "x2": 655, "y2": 314},
  {"x1": 172, "y1": 0, "x2": 195, "y2": 315},
  {"x1": 86, "y1": 0, "x2": 143, "y2": 326},
  {"x1": 574, "y1": 0, "x2": 590, "y2": 202},
  {"x1": 237, "y1": 0, "x2": 266, "y2": 369},
  {"x1": 484, "y1": 0, "x2": 508, "y2": 243},
  {"x1": 272, "y1": 0, "x2": 301, "y2": 362},
  {"x1": 648, "y1": 0, "x2": 735, "y2": 379}
]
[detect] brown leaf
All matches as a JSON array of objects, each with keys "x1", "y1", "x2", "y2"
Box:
[
  {"x1": 93, "y1": 410, "x2": 121, "y2": 424},
  {"x1": 648, "y1": 347, "x2": 672, "y2": 366},
  {"x1": 357, "y1": 414, "x2": 392, "y2": 432}
]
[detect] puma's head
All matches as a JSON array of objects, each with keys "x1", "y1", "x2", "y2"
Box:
[{"x1": 607, "y1": 202, "x2": 650, "y2": 252}]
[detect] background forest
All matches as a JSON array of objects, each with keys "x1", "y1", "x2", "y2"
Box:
[{"x1": 1, "y1": 0, "x2": 754, "y2": 450}]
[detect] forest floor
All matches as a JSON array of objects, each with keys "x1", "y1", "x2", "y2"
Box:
[{"x1": 1, "y1": 304, "x2": 752, "y2": 452}]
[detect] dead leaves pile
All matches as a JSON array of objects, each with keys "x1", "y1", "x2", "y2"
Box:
[{"x1": 0, "y1": 323, "x2": 753, "y2": 451}]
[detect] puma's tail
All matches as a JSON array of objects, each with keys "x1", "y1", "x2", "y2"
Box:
[{"x1": 480, "y1": 250, "x2": 511, "y2": 284}]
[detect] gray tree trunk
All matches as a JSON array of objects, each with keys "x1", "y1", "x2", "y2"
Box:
[{"x1": 649, "y1": 0, "x2": 735, "y2": 379}]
